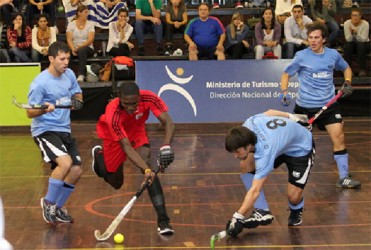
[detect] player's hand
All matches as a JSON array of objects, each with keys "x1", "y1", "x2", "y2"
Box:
[
  {"x1": 279, "y1": 91, "x2": 292, "y2": 106},
  {"x1": 339, "y1": 80, "x2": 353, "y2": 98},
  {"x1": 143, "y1": 168, "x2": 155, "y2": 186},
  {"x1": 157, "y1": 145, "x2": 174, "y2": 169},
  {"x1": 71, "y1": 98, "x2": 83, "y2": 110},
  {"x1": 288, "y1": 113, "x2": 309, "y2": 126},
  {"x1": 226, "y1": 212, "x2": 245, "y2": 237}
]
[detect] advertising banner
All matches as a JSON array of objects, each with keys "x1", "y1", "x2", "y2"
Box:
[{"x1": 136, "y1": 60, "x2": 299, "y2": 123}]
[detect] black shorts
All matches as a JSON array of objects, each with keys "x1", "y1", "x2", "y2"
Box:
[
  {"x1": 274, "y1": 146, "x2": 315, "y2": 189},
  {"x1": 33, "y1": 131, "x2": 82, "y2": 169},
  {"x1": 294, "y1": 102, "x2": 343, "y2": 130},
  {"x1": 198, "y1": 46, "x2": 217, "y2": 59}
]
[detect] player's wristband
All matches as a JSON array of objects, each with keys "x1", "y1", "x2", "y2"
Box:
[
  {"x1": 144, "y1": 168, "x2": 152, "y2": 174},
  {"x1": 281, "y1": 89, "x2": 288, "y2": 93}
]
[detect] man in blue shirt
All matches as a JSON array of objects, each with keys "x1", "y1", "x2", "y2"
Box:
[
  {"x1": 184, "y1": 2, "x2": 225, "y2": 60},
  {"x1": 27, "y1": 41, "x2": 84, "y2": 224},
  {"x1": 280, "y1": 21, "x2": 360, "y2": 189},
  {"x1": 225, "y1": 110, "x2": 314, "y2": 237}
]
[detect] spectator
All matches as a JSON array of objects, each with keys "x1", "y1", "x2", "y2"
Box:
[
  {"x1": 62, "y1": 0, "x2": 128, "y2": 29},
  {"x1": 343, "y1": 7, "x2": 370, "y2": 77},
  {"x1": 184, "y1": 3, "x2": 225, "y2": 60},
  {"x1": 7, "y1": 12, "x2": 32, "y2": 62},
  {"x1": 0, "y1": 15, "x2": 10, "y2": 62},
  {"x1": 135, "y1": 0, "x2": 163, "y2": 56},
  {"x1": 66, "y1": 5, "x2": 95, "y2": 82},
  {"x1": 255, "y1": 7, "x2": 282, "y2": 59},
  {"x1": 275, "y1": 0, "x2": 303, "y2": 25},
  {"x1": 107, "y1": 8, "x2": 134, "y2": 57},
  {"x1": 25, "y1": 0, "x2": 56, "y2": 27},
  {"x1": 0, "y1": 0, "x2": 19, "y2": 26},
  {"x1": 225, "y1": 12, "x2": 250, "y2": 59},
  {"x1": 284, "y1": 4, "x2": 312, "y2": 58},
  {"x1": 164, "y1": 0, "x2": 188, "y2": 55},
  {"x1": 309, "y1": 0, "x2": 338, "y2": 48},
  {"x1": 31, "y1": 14, "x2": 57, "y2": 62}
]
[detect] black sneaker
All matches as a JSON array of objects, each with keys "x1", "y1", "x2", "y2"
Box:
[
  {"x1": 157, "y1": 44, "x2": 164, "y2": 56},
  {"x1": 138, "y1": 46, "x2": 145, "y2": 56},
  {"x1": 288, "y1": 207, "x2": 303, "y2": 226},
  {"x1": 336, "y1": 176, "x2": 361, "y2": 189},
  {"x1": 40, "y1": 197, "x2": 58, "y2": 224},
  {"x1": 91, "y1": 145, "x2": 102, "y2": 177},
  {"x1": 244, "y1": 208, "x2": 274, "y2": 228},
  {"x1": 158, "y1": 221, "x2": 174, "y2": 235},
  {"x1": 56, "y1": 207, "x2": 74, "y2": 223}
]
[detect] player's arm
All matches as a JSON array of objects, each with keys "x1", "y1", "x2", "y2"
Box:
[
  {"x1": 156, "y1": 112, "x2": 175, "y2": 168},
  {"x1": 119, "y1": 138, "x2": 150, "y2": 172},
  {"x1": 280, "y1": 72, "x2": 290, "y2": 93},
  {"x1": 157, "y1": 112, "x2": 175, "y2": 145},
  {"x1": 26, "y1": 103, "x2": 55, "y2": 118},
  {"x1": 238, "y1": 177, "x2": 267, "y2": 215},
  {"x1": 264, "y1": 109, "x2": 309, "y2": 124}
]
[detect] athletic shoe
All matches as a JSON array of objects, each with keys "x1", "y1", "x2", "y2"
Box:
[
  {"x1": 91, "y1": 145, "x2": 103, "y2": 177},
  {"x1": 244, "y1": 209, "x2": 274, "y2": 228},
  {"x1": 212, "y1": 2, "x2": 219, "y2": 9},
  {"x1": 235, "y1": 1, "x2": 243, "y2": 8},
  {"x1": 56, "y1": 207, "x2": 74, "y2": 223},
  {"x1": 40, "y1": 197, "x2": 58, "y2": 224},
  {"x1": 158, "y1": 221, "x2": 174, "y2": 235},
  {"x1": 288, "y1": 207, "x2": 303, "y2": 226},
  {"x1": 336, "y1": 176, "x2": 361, "y2": 189}
]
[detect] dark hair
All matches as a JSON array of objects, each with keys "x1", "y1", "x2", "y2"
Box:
[
  {"x1": 313, "y1": 0, "x2": 323, "y2": 14},
  {"x1": 351, "y1": 7, "x2": 363, "y2": 17},
  {"x1": 118, "y1": 8, "x2": 128, "y2": 17},
  {"x1": 119, "y1": 82, "x2": 140, "y2": 97},
  {"x1": 48, "y1": 41, "x2": 70, "y2": 57},
  {"x1": 11, "y1": 12, "x2": 26, "y2": 32},
  {"x1": 307, "y1": 21, "x2": 329, "y2": 39},
  {"x1": 36, "y1": 13, "x2": 50, "y2": 27},
  {"x1": 225, "y1": 126, "x2": 257, "y2": 152},
  {"x1": 292, "y1": 4, "x2": 304, "y2": 11},
  {"x1": 199, "y1": 2, "x2": 210, "y2": 10},
  {"x1": 75, "y1": 5, "x2": 88, "y2": 19},
  {"x1": 261, "y1": 7, "x2": 275, "y2": 30}
]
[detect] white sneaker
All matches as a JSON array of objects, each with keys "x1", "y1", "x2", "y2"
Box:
[{"x1": 77, "y1": 75, "x2": 84, "y2": 83}]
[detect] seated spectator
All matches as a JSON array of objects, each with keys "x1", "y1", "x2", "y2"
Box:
[
  {"x1": 107, "y1": 8, "x2": 134, "y2": 57},
  {"x1": 135, "y1": 0, "x2": 163, "y2": 56},
  {"x1": 164, "y1": 0, "x2": 187, "y2": 55},
  {"x1": 225, "y1": 12, "x2": 250, "y2": 59},
  {"x1": 255, "y1": 7, "x2": 282, "y2": 59},
  {"x1": 7, "y1": 12, "x2": 32, "y2": 62},
  {"x1": 343, "y1": 7, "x2": 370, "y2": 77},
  {"x1": 25, "y1": 0, "x2": 56, "y2": 27},
  {"x1": 31, "y1": 14, "x2": 56, "y2": 62},
  {"x1": 309, "y1": 0, "x2": 338, "y2": 48},
  {"x1": 275, "y1": 0, "x2": 303, "y2": 25},
  {"x1": 62, "y1": 0, "x2": 127, "y2": 29},
  {"x1": 184, "y1": 3, "x2": 225, "y2": 60},
  {"x1": 284, "y1": 4, "x2": 312, "y2": 58},
  {"x1": 66, "y1": 5, "x2": 95, "y2": 82},
  {"x1": 0, "y1": 0, "x2": 19, "y2": 26}
]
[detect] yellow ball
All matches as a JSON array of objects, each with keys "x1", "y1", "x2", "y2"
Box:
[{"x1": 114, "y1": 233, "x2": 124, "y2": 244}]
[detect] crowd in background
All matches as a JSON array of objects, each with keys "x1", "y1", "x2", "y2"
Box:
[{"x1": 0, "y1": 0, "x2": 369, "y2": 80}]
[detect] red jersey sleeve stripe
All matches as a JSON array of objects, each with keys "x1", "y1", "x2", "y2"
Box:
[{"x1": 111, "y1": 107, "x2": 126, "y2": 140}]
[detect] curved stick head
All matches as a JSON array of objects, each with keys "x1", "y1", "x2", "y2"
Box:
[
  {"x1": 94, "y1": 230, "x2": 103, "y2": 241},
  {"x1": 210, "y1": 234, "x2": 217, "y2": 249}
]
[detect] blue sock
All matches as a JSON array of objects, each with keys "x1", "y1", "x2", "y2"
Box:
[
  {"x1": 289, "y1": 197, "x2": 304, "y2": 210},
  {"x1": 240, "y1": 172, "x2": 269, "y2": 211},
  {"x1": 55, "y1": 183, "x2": 75, "y2": 208},
  {"x1": 45, "y1": 178, "x2": 64, "y2": 204},
  {"x1": 334, "y1": 150, "x2": 349, "y2": 179}
]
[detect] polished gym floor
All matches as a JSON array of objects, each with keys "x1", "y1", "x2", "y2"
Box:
[{"x1": 1, "y1": 118, "x2": 370, "y2": 249}]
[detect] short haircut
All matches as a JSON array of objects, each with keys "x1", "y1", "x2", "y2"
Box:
[
  {"x1": 119, "y1": 82, "x2": 140, "y2": 97},
  {"x1": 292, "y1": 4, "x2": 304, "y2": 11},
  {"x1": 199, "y1": 2, "x2": 210, "y2": 10},
  {"x1": 307, "y1": 21, "x2": 329, "y2": 39},
  {"x1": 225, "y1": 126, "x2": 257, "y2": 152},
  {"x1": 351, "y1": 7, "x2": 362, "y2": 16},
  {"x1": 48, "y1": 41, "x2": 70, "y2": 57},
  {"x1": 118, "y1": 8, "x2": 128, "y2": 16}
]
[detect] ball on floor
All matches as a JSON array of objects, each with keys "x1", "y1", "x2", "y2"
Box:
[{"x1": 114, "y1": 233, "x2": 124, "y2": 244}]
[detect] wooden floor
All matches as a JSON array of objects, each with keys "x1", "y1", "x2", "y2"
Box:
[{"x1": 1, "y1": 118, "x2": 370, "y2": 250}]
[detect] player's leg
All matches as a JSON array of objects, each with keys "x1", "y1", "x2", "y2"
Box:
[
  {"x1": 239, "y1": 153, "x2": 273, "y2": 228},
  {"x1": 286, "y1": 147, "x2": 315, "y2": 226},
  {"x1": 325, "y1": 122, "x2": 361, "y2": 188},
  {"x1": 136, "y1": 145, "x2": 174, "y2": 235}
]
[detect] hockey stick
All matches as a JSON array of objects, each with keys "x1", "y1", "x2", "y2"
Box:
[
  {"x1": 307, "y1": 91, "x2": 343, "y2": 131},
  {"x1": 210, "y1": 230, "x2": 227, "y2": 249},
  {"x1": 12, "y1": 96, "x2": 72, "y2": 109},
  {"x1": 94, "y1": 167, "x2": 161, "y2": 241}
]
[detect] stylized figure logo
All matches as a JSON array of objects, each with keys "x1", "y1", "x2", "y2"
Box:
[{"x1": 158, "y1": 65, "x2": 197, "y2": 116}]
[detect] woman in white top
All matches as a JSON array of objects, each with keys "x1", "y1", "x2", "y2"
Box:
[
  {"x1": 31, "y1": 14, "x2": 57, "y2": 62},
  {"x1": 107, "y1": 8, "x2": 134, "y2": 57},
  {"x1": 255, "y1": 7, "x2": 282, "y2": 59},
  {"x1": 275, "y1": 0, "x2": 303, "y2": 25},
  {"x1": 66, "y1": 4, "x2": 95, "y2": 82}
]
